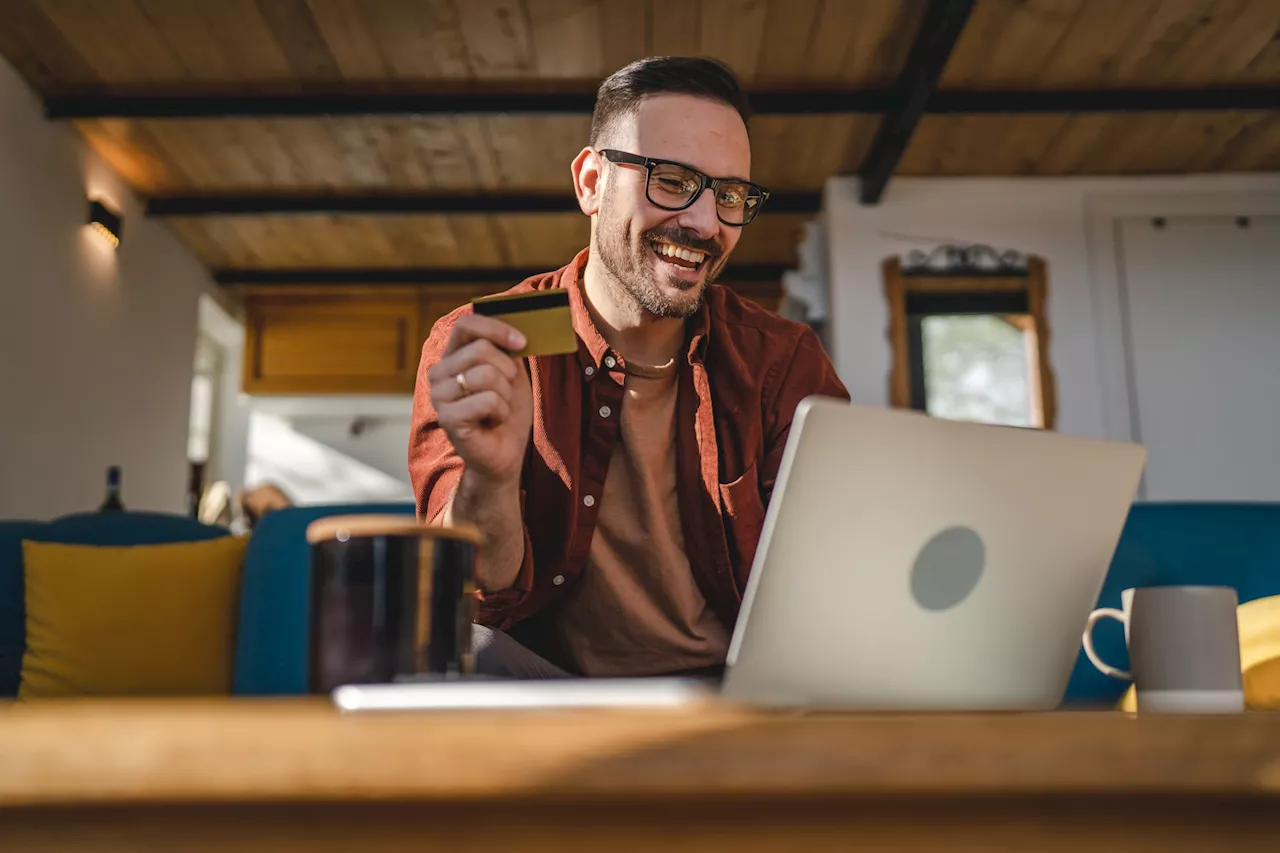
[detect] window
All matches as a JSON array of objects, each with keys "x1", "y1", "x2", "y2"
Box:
[
  {"x1": 884, "y1": 247, "x2": 1056, "y2": 429},
  {"x1": 189, "y1": 334, "x2": 220, "y2": 463}
]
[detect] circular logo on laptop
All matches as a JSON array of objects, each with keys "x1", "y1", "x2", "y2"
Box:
[{"x1": 910, "y1": 526, "x2": 985, "y2": 611}]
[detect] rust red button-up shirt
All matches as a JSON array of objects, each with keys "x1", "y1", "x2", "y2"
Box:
[{"x1": 409, "y1": 249, "x2": 849, "y2": 645}]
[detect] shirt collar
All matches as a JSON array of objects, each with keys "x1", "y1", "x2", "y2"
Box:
[{"x1": 563, "y1": 248, "x2": 613, "y2": 373}]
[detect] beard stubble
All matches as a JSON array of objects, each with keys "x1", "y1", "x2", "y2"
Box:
[{"x1": 594, "y1": 195, "x2": 729, "y2": 320}]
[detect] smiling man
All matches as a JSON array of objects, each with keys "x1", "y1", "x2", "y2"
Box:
[{"x1": 409, "y1": 56, "x2": 849, "y2": 679}]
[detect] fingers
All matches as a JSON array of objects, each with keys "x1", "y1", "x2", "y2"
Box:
[
  {"x1": 427, "y1": 314, "x2": 532, "y2": 437},
  {"x1": 432, "y1": 362, "x2": 513, "y2": 406},
  {"x1": 435, "y1": 338, "x2": 520, "y2": 382},
  {"x1": 443, "y1": 313, "x2": 526, "y2": 357},
  {"x1": 428, "y1": 338, "x2": 518, "y2": 395},
  {"x1": 436, "y1": 390, "x2": 513, "y2": 432}
]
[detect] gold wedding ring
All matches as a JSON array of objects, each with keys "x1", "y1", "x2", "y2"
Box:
[{"x1": 456, "y1": 372, "x2": 470, "y2": 397}]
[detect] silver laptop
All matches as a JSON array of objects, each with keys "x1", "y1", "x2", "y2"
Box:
[
  {"x1": 335, "y1": 398, "x2": 1144, "y2": 713},
  {"x1": 720, "y1": 397, "x2": 1146, "y2": 710}
]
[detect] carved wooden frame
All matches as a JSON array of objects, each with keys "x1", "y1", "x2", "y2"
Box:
[{"x1": 883, "y1": 254, "x2": 1057, "y2": 430}]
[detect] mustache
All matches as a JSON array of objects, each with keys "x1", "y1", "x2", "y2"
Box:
[{"x1": 643, "y1": 226, "x2": 722, "y2": 258}]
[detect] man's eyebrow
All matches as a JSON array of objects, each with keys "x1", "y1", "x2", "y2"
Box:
[
  {"x1": 656, "y1": 155, "x2": 751, "y2": 183},
  {"x1": 697, "y1": 162, "x2": 751, "y2": 183},
  {"x1": 689, "y1": 162, "x2": 752, "y2": 183}
]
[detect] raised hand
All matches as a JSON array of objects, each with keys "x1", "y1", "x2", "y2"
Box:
[{"x1": 427, "y1": 314, "x2": 534, "y2": 488}]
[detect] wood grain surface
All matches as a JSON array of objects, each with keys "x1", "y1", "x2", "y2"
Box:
[
  {"x1": 165, "y1": 210, "x2": 809, "y2": 270},
  {"x1": 0, "y1": 0, "x2": 928, "y2": 92},
  {"x1": 5, "y1": 699, "x2": 1280, "y2": 852},
  {"x1": 3, "y1": 699, "x2": 1280, "y2": 808},
  {"x1": 5, "y1": 0, "x2": 1279, "y2": 303}
]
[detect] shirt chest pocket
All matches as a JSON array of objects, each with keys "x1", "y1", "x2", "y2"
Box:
[{"x1": 718, "y1": 461, "x2": 766, "y2": 576}]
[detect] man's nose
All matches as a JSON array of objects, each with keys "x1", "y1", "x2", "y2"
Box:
[{"x1": 674, "y1": 187, "x2": 720, "y2": 238}]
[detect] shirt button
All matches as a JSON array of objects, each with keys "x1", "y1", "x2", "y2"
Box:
[
  {"x1": 552, "y1": 574, "x2": 565, "y2": 586},
  {"x1": 583, "y1": 494, "x2": 596, "y2": 508},
  {"x1": 585, "y1": 366, "x2": 595, "y2": 377},
  {"x1": 599, "y1": 405, "x2": 612, "y2": 419},
  {"x1": 604, "y1": 355, "x2": 617, "y2": 369}
]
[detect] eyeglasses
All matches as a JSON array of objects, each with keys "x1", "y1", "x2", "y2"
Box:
[{"x1": 598, "y1": 149, "x2": 770, "y2": 226}]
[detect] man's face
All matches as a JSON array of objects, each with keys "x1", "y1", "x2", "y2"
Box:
[{"x1": 593, "y1": 94, "x2": 751, "y2": 319}]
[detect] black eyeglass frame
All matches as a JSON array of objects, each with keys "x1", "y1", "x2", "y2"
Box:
[{"x1": 598, "y1": 148, "x2": 771, "y2": 226}]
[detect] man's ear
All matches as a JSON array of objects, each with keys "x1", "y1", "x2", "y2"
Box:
[{"x1": 572, "y1": 147, "x2": 603, "y2": 216}]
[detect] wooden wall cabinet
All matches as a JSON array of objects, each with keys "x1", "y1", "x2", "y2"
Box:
[
  {"x1": 239, "y1": 284, "x2": 508, "y2": 395},
  {"x1": 237, "y1": 281, "x2": 783, "y2": 395}
]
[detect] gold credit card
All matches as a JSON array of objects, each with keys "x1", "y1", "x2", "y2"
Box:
[{"x1": 471, "y1": 289, "x2": 577, "y2": 358}]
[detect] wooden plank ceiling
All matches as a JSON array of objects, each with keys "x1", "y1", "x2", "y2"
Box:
[
  {"x1": 1, "y1": 0, "x2": 1279, "y2": 283},
  {"x1": 77, "y1": 114, "x2": 872, "y2": 195},
  {"x1": 903, "y1": 0, "x2": 1280, "y2": 175}
]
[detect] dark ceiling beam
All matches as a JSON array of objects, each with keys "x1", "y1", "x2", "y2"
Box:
[
  {"x1": 47, "y1": 85, "x2": 1280, "y2": 121},
  {"x1": 213, "y1": 264, "x2": 792, "y2": 287},
  {"x1": 47, "y1": 89, "x2": 894, "y2": 120},
  {"x1": 146, "y1": 192, "x2": 822, "y2": 217},
  {"x1": 929, "y1": 87, "x2": 1280, "y2": 113},
  {"x1": 857, "y1": 0, "x2": 976, "y2": 206},
  {"x1": 47, "y1": 91, "x2": 595, "y2": 119}
]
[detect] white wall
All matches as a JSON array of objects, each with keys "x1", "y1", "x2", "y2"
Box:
[
  {"x1": 1115, "y1": 216, "x2": 1280, "y2": 501},
  {"x1": 823, "y1": 174, "x2": 1280, "y2": 442},
  {"x1": 0, "y1": 57, "x2": 215, "y2": 518}
]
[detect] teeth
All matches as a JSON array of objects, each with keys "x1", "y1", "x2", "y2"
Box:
[{"x1": 654, "y1": 242, "x2": 706, "y2": 264}]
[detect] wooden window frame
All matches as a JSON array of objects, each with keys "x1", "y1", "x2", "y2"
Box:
[{"x1": 883, "y1": 254, "x2": 1057, "y2": 430}]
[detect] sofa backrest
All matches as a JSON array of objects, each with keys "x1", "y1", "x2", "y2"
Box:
[{"x1": 233, "y1": 503, "x2": 416, "y2": 695}]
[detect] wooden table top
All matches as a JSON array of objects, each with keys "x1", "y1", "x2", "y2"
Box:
[{"x1": 3, "y1": 698, "x2": 1280, "y2": 808}]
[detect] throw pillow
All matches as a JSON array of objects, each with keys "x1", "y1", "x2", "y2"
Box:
[{"x1": 19, "y1": 537, "x2": 248, "y2": 699}]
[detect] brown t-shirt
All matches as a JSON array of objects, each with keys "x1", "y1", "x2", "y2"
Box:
[{"x1": 547, "y1": 358, "x2": 730, "y2": 677}]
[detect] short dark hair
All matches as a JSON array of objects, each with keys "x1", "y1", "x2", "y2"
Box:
[{"x1": 589, "y1": 56, "x2": 752, "y2": 145}]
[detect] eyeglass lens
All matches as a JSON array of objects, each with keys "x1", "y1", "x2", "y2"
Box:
[{"x1": 646, "y1": 162, "x2": 762, "y2": 225}]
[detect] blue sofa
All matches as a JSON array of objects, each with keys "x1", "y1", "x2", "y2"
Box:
[
  {"x1": 3, "y1": 503, "x2": 1278, "y2": 705},
  {"x1": 0, "y1": 503, "x2": 413, "y2": 699}
]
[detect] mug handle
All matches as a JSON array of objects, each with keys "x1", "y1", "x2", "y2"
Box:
[{"x1": 1082, "y1": 608, "x2": 1131, "y2": 680}]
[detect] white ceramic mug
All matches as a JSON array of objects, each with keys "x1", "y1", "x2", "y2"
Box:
[{"x1": 1083, "y1": 586, "x2": 1244, "y2": 713}]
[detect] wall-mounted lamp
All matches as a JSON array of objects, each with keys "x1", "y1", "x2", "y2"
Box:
[{"x1": 88, "y1": 199, "x2": 123, "y2": 248}]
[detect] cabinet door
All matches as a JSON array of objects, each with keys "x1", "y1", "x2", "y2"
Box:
[
  {"x1": 419, "y1": 285, "x2": 504, "y2": 345},
  {"x1": 244, "y1": 295, "x2": 421, "y2": 394}
]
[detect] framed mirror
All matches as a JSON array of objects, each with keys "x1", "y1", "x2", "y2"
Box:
[{"x1": 883, "y1": 246, "x2": 1057, "y2": 430}]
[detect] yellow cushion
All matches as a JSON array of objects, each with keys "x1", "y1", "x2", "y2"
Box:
[
  {"x1": 1118, "y1": 594, "x2": 1280, "y2": 711},
  {"x1": 19, "y1": 537, "x2": 248, "y2": 699}
]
